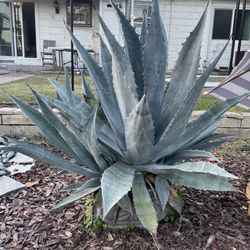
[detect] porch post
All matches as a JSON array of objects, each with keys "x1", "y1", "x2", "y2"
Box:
[
  {"x1": 131, "y1": 0, "x2": 134, "y2": 27},
  {"x1": 70, "y1": 0, "x2": 74, "y2": 91},
  {"x1": 228, "y1": 0, "x2": 241, "y2": 74},
  {"x1": 235, "y1": 0, "x2": 247, "y2": 65}
]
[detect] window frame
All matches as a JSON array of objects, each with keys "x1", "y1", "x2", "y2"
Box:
[
  {"x1": 66, "y1": 0, "x2": 92, "y2": 27},
  {"x1": 212, "y1": 8, "x2": 233, "y2": 40}
]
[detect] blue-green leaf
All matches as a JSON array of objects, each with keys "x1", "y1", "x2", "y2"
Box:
[
  {"x1": 159, "y1": 9, "x2": 207, "y2": 138},
  {"x1": 132, "y1": 173, "x2": 158, "y2": 234},
  {"x1": 51, "y1": 178, "x2": 100, "y2": 211},
  {"x1": 81, "y1": 71, "x2": 96, "y2": 100},
  {"x1": 117, "y1": 194, "x2": 133, "y2": 215},
  {"x1": 111, "y1": 0, "x2": 144, "y2": 98},
  {"x1": 31, "y1": 89, "x2": 101, "y2": 173},
  {"x1": 65, "y1": 23, "x2": 125, "y2": 148},
  {"x1": 100, "y1": 37, "x2": 113, "y2": 87},
  {"x1": 101, "y1": 162, "x2": 135, "y2": 217},
  {"x1": 125, "y1": 95, "x2": 154, "y2": 164},
  {"x1": 143, "y1": 0, "x2": 167, "y2": 128},
  {"x1": 98, "y1": 14, "x2": 138, "y2": 122},
  {"x1": 156, "y1": 42, "x2": 229, "y2": 153},
  {"x1": 2, "y1": 142, "x2": 98, "y2": 177},
  {"x1": 140, "y1": 10, "x2": 148, "y2": 47},
  {"x1": 9, "y1": 95, "x2": 79, "y2": 161},
  {"x1": 155, "y1": 176, "x2": 170, "y2": 210}
]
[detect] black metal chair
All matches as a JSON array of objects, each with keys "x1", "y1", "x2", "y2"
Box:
[{"x1": 41, "y1": 40, "x2": 57, "y2": 69}]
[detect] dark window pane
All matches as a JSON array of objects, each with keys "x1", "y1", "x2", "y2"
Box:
[
  {"x1": 66, "y1": 0, "x2": 92, "y2": 27},
  {"x1": 212, "y1": 9, "x2": 232, "y2": 39},
  {"x1": 236, "y1": 10, "x2": 250, "y2": 40}
]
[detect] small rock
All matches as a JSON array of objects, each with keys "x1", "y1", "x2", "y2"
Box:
[
  {"x1": 6, "y1": 151, "x2": 15, "y2": 159},
  {"x1": 2, "y1": 153, "x2": 7, "y2": 158},
  {"x1": 0, "y1": 170, "x2": 6, "y2": 176},
  {"x1": 7, "y1": 163, "x2": 35, "y2": 175},
  {"x1": 0, "y1": 162, "x2": 5, "y2": 170},
  {"x1": 103, "y1": 247, "x2": 113, "y2": 250},
  {"x1": 2, "y1": 158, "x2": 9, "y2": 164},
  {"x1": 107, "y1": 232, "x2": 114, "y2": 241},
  {"x1": 9, "y1": 153, "x2": 34, "y2": 164},
  {"x1": 0, "y1": 176, "x2": 25, "y2": 197},
  {"x1": 173, "y1": 231, "x2": 182, "y2": 237}
]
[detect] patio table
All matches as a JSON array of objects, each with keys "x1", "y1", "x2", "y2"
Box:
[{"x1": 48, "y1": 47, "x2": 95, "y2": 68}]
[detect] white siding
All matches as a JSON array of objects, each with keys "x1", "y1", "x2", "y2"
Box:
[
  {"x1": 37, "y1": 0, "x2": 100, "y2": 62},
  {"x1": 134, "y1": 0, "x2": 250, "y2": 71}
]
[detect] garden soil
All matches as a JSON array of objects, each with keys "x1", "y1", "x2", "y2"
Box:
[{"x1": 0, "y1": 139, "x2": 249, "y2": 250}]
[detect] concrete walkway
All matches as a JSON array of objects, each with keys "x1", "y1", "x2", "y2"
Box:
[{"x1": 0, "y1": 72, "x2": 33, "y2": 85}]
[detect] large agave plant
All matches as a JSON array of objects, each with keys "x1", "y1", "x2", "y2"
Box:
[{"x1": 3, "y1": 0, "x2": 250, "y2": 245}]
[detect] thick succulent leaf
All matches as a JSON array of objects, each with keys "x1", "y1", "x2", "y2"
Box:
[
  {"x1": 40, "y1": 93, "x2": 90, "y2": 127},
  {"x1": 64, "y1": 66, "x2": 75, "y2": 106},
  {"x1": 52, "y1": 178, "x2": 100, "y2": 210},
  {"x1": 132, "y1": 173, "x2": 158, "y2": 234},
  {"x1": 2, "y1": 142, "x2": 98, "y2": 177},
  {"x1": 180, "y1": 93, "x2": 250, "y2": 151},
  {"x1": 117, "y1": 194, "x2": 133, "y2": 215},
  {"x1": 111, "y1": 0, "x2": 144, "y2": 98},
  {"x1": 81, "y1": 70, "x2": 96, "y2": 100},
  {"x1": 159, "y1": 9, "x2": 207, "y2": 138},
  {"x1": 152, "y1": 117, "x2": 223, "y2": 161},
  {"x1": 31, "y1": 89, "x2": 100, "y2": 173},
  {"x1": 155, "y1": 176, "x2": 170, "y2": 210},
  {"x1": 166, "y1": 149, "x2": 213, "y2": 164},
  {"x1": 143, "y1": 0, "x2": 167, "y2": 128},
  {"x1": 100, "y1": 37, "x2": 113, "y2": 86},
  {"x1": 9, "y1": 95, "x2": 78, "y2": 161},
  {"x1": 192, "y1": 140, "x2": 227, "y2": 151},
  {"x1": 65, "y1": 23, "x2": 125, "y2": 148},
  {"x1": 165, "y1": 172, "x2": 236, "y2": 191},
  {"x1": 40, "y1": 93, "x2": 113, "y2": 142},
  {"x1": 60, "y1": 181, "x2": 86, "y2": 192},
  {"x1": 82, "y1": 107, "x2": 108, "y2": 171},
  {"x1": 125, "y1": 95, "x2": 154, "y2": 164},
  {"x1": 187, "y1": 92, "x2": 250, "y2": 134},
  {"x1": 168, "y1": 188, "x2": 183, "y2": 214},
  {"x1": 140, "y1": 10, "x2": 148, "y2": 46},
  {"x1": 98, "y1": 14, "x2": 138, "y2": 122},
  {"x1": 101, "y1": 162, "x2": 136, "y2": 218},
  {"x1": 136, "y1": 162, "x2": 238, "y2": 179},
  {"x1": 157, "y1": 42, "x2": 229, "y2": 150}
]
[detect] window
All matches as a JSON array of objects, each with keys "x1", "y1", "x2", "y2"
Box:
[
  {"x1": 0, "y1": 2, "x2": 14, "y2": 56},
  {"x1": 66, "y1": 0, "x2": 92, "y2": 27},
  {"x1": 212, "y1": 9, "x2": 233, "y2": 39},
  {"x1": 235, "y1": 10, "x2": 250, "y2": 40}
]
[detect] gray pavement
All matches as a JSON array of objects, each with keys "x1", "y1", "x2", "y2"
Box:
[{"x1": 0, "y1": 72, "x2": 33, "y2": 85}]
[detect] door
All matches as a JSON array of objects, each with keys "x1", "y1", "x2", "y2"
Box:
[{"x1": 22, "y1": 2, "x2": 36, "y2": 58}]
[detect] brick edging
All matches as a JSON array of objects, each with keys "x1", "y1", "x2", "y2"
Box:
[{"x1": 0, "y1": 108, "x2": 250, "y2": 138}]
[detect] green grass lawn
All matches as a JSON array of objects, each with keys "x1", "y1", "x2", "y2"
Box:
[{"x1": 0, "y1": 73, "x2": 247, "y2": 112}]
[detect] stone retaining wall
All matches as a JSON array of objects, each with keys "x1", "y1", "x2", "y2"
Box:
[{"x1": 0, "y1": 108, "x2": 250, "y2": 138}]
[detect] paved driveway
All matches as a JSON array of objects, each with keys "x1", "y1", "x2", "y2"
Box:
[{"x1": 0, "y1": 72, "x2": 33, "y2": 85}]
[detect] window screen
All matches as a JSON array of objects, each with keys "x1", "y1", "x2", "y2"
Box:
[{"x1": 212, "y1": 9, "x2": 233, "y2": 39}]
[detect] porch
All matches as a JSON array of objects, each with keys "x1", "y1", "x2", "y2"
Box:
[{"x1": 0, "y1": 0, "x2": 126, "y2": 68}]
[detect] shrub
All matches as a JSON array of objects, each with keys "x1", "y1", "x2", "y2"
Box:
[{"x1": 3, "y1": 0, "x2": 250, "y2": 247}]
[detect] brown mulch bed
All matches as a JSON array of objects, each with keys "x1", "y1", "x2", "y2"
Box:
[{"x1": 0, "y1": 139, "x2": 250, "y2": 250}]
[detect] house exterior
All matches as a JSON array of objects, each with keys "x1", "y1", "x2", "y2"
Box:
[{"x1": 0, "y1": 0, "x2": 250, "y2": 71}]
